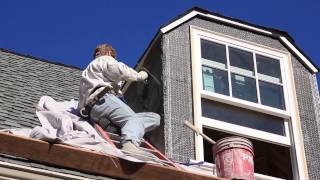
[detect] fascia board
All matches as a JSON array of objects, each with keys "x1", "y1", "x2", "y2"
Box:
[
  {"x1": 0, "y1": 161, "x2": 93, "y2": 180},
  {"x1": 161, "y1": 11, "x2": 199, "y2": 33},
  {"x1": 280, "y1": 36, "x2": 318, "y2": 73},
  {"x1": 160, "y1": 10, "x2": 273, "y2": 35}
]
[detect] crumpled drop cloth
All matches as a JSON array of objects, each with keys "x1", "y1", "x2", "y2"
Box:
[{"x1": 2, "y1": 96, "x2": 141, "y2": 162}]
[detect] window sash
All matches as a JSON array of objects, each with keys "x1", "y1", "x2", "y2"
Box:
[
  {"x1": 200, "y1": 39, "x2": 285, "y2": 111},
  {"x1": 202, "y1": 58, "x2": 227, "y2": 70},
  {"x1": 201, "y1": 90, "x2": 290, "y2": 119},
  {"x1": 258, "y1": 73, "x2": 282, "y2": 85},
  {"x1": 202, "y1": 117, "x2": 290, "y2": 146},
  {"x1": 201, "y1": 98, "x2": 286, "y2": 135}
]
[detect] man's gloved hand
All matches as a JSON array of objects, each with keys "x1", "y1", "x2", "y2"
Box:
[{"x1": 138, "y1": 71, "x2": 148, "y2": 81}]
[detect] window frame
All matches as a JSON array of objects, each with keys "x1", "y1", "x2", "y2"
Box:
[
  {"x1": 190, "y1": 26, "x2": 308, "y2": 179},
  {"x1": 199, "y1": 35, "x2": 289, "y2": 114},
  {"x1": 198, "y1": 31, "x2": 291, "y2": 144}
]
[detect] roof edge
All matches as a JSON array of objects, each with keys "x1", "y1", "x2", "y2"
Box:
[
  {"x1": 0, "y1": 132, "x2": 219, "y2": 180},
  {"x1": 122, "y1": 31, "x2": 162, "y2": 93},
  {"x1": 158, "y1": 7, "x2": 318, "y2": 73},
  {"x1": 0, "y1": 48, "x2": 83, "y2": 71}
]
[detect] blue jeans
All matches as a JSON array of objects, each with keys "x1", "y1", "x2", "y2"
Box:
[{"x1": 90, "y1": 94, "x2": 160, "y2": 146}]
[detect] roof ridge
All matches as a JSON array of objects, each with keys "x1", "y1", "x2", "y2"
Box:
[{"x1": 0, "y1": 48, "x2": 83, "y2": 70}]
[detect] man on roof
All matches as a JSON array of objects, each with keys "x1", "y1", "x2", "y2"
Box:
[{"x1": 77, "y1": 43, "x2": 160, "y2": 161}]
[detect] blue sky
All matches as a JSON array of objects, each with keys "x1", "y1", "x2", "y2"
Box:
[{"x1": 1, "y1": 0, "x2": 319, "y2": 85}]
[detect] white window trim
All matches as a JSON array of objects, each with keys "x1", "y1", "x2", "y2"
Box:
[
  {"x1": 202, "y1": 117, "x2": 291, "y2": 146},
  {"x1": 199, "y1": 32, "x2": 290, "y2": 113},
  {"x1": 201, "y1": 91, "x2": 290, "y2": 119},
  {"x1": 190, "y1": 26, "x2": 309, "y2": 180},
  {"x1": 160, "y1": 9, "x2": 317, "y2": 73}
]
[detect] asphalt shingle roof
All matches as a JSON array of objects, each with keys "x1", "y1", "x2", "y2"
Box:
[
  {"x1": 0, "y1": 48, "x2": 82, "y2": 129},
  {"x1": 0, "y1": 49, "x2": 115, "y2": 179}
]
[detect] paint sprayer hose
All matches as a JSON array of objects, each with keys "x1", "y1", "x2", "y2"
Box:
[{"x1": 141, "y1": 67, "x2": 162, "y2": 86}]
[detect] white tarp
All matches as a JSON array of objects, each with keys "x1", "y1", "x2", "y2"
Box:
[{"x1": 2, "y1": 96, "x2": 141, "y2": 162}]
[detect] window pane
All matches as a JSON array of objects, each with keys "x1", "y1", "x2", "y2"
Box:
[
  {"x1": 201, "y1": 39, "x2": 227, "y2": 68},
  {"x1": 201, "y1": 99, "x2": 286, "y2": 135},
  {"x1": 202, "y1": 66, "x2": 229, "y2": 96},
  {"x1": 260, "y1": 81, "x2": 285, "y2": 110},
  {"x1": 256, "y1": 54, "x2": 282, "y2": 83},
  {"x1": 231, "y1": 73, "x2": 257, "y2": 103},
  {"x1": 229, "y1": 47, "x2": 254, "y2": 76}
]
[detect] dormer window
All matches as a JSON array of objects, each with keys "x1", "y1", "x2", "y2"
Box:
[{"x1": 190, "y1": 26, "x2": 303, "y2": 179}]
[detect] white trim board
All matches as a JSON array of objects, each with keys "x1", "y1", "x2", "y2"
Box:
[
  {"x1": 160, "y1": 9, "x2": 318, "y2": 73},
  {"x1": 190, "y1": 26, "x2": 309, "y2": 179},
  {"x1": 0, "y1": 161, "x2": 94, "y2": 180},
  {"x1": 123, "y1": 8, "x2": 318, "y2": 94}
]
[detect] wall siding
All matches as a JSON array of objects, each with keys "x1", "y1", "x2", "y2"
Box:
[
  {"x1": 161, "y1": 17, "x2": 320, "y2": 179},
  {"x1": 292, "y1": 55, "x2": 320, "y2": 180},
  {"x1": 162, "y1": 17, "x2": 286, "y2": 162},
  {"x1": 162, "y1": 28, "x2": 195, "y2": 161}
]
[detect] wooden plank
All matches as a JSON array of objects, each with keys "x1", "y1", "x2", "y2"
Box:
[{"x1": 0, "y1": 132, "x2": 221, "y2": 180}]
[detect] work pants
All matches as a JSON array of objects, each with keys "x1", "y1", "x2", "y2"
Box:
[{"x1": 90, "y1": 93, "x2": 160, "y2": 146}]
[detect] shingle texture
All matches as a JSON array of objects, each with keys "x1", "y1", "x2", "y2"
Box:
[
  {"x1": 161, "y1": 17, "x2": 288, "y2": 162},
  {"x1": 162, "y1": 27, "x2": 195, "y2": 161},
  {"x1": 0, "y1": 49, "x2": 113, "y2": 179},
  {"x1": 292, "y1": 55, "x2": 320, "y2": 180},
  {"x1": 0, "y1": 49, "x2": 81, "y2": 129},
  {"x1": 154, "y1": 17, "x2": 320, "y2": 179}
]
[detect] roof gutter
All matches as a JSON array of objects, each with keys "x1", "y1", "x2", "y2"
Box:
[{"x1": 0, "y1": 161, "x2": 94, "y2": 180}]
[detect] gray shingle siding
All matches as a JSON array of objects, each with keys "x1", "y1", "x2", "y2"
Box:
[
  {"x1": 311, "y1": 75, "x2": 320, "y2": 135},
  {"x1": 136, "y1": 16, "x2": 320, "y2": 178},
  {"x1": 292, "y1": 55, "x2": 320, "y2": 180},
  {"x1": 161, "y1": 17, "x2": 290, "y2": 162},
  {"x1": 162, "y1": 24, "x2": 195, "y2": 161},
  {"x1": 0, "y1": 50, "x2": 81, "y2": 129}
]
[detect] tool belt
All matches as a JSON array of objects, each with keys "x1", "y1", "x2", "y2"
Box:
[{"x1": 79, "y1": 85, "x2": 116, "y2": 118}]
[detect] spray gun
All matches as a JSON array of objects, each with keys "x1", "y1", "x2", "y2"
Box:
[{"x1": 140, "y1": 67, "x2": 162, "y2": 87}]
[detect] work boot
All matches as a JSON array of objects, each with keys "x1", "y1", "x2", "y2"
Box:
[{"x1": 121, "y1": 141, "x2": 158, "y2": 162}]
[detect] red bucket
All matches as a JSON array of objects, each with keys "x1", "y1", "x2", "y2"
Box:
[{"x1": 213, "y1": 136, "x2": 254, "y2": 180}]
